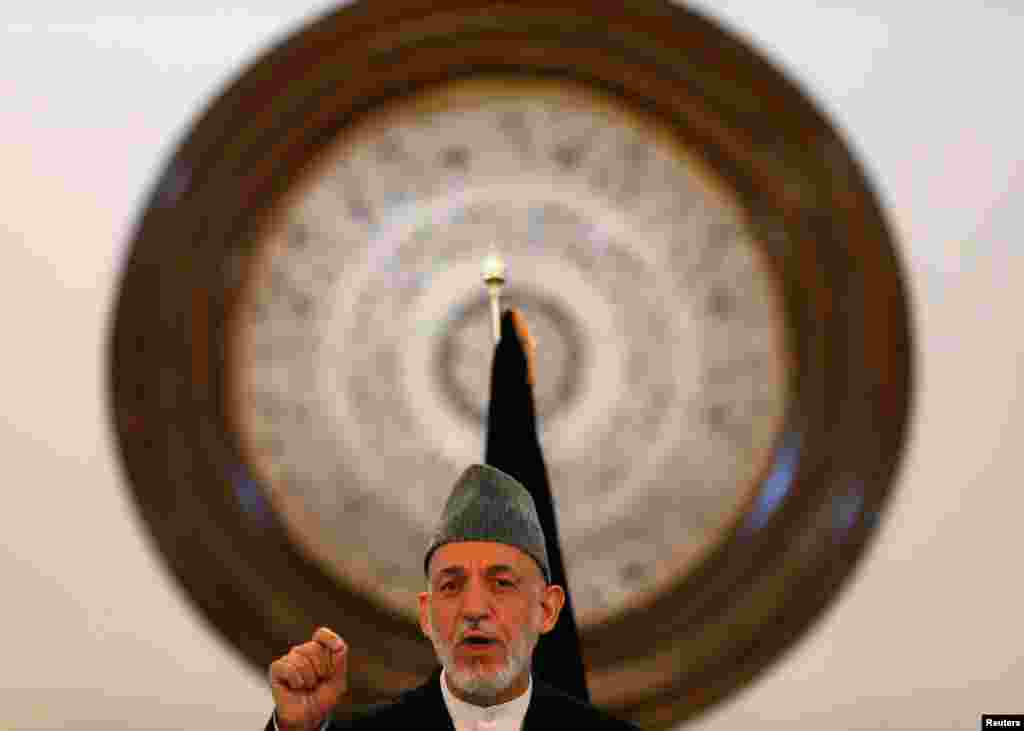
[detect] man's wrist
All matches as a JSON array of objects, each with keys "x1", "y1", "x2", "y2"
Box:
[{"x1": 272, "y1": 708, "x2": 328, "y2": 731}]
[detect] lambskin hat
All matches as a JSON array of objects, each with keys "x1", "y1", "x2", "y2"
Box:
[{"x1": 424, "y1": 463, "x2": 551, "y2": 583}]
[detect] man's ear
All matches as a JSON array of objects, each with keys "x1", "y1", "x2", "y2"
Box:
[
  {"x1": 417, "y1": 591, "x2": 433, "y2": 639},
  {"x1": 537, "y1": 583, "x2": 566, "y2": 634}
]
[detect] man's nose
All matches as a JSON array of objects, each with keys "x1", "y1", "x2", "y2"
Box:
[{"x1": 460, "y1": 577, "x2": 491, "y2": 618}]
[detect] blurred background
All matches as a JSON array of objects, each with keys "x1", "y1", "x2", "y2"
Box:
[{"x1": 2, "y1": 2, "x2": 1022, "y2": 729}]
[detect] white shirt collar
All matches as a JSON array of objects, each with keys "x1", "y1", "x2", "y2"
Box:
[{"x1": 439, "y1": 668, "x2": 532, "y2": 731}]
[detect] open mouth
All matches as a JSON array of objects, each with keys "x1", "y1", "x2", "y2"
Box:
[{"x1": 460, "y1": 636, "x2": 498, "y2": 647}]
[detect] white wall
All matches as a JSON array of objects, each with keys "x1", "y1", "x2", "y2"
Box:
[{"x1": 2, "y1": 3, "x2": 1021, "y2": 729}]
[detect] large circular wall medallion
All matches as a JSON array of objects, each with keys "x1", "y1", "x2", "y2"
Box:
[{"x1": 108, "y1": 2, "x2": 914, "y2": 727}]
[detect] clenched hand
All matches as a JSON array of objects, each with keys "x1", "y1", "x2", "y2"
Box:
[{"x1": 268, "y1": 627, "x2": 348, "y2": 731}]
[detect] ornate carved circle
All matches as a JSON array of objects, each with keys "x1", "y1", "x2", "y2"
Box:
[{"x1": 108, "y1": 2, "x2": 913, "y2": 727}]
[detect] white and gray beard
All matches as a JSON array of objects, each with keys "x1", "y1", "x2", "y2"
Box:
[{"x1": 429, "y1": 614, "x2": 539, "y2": 700}]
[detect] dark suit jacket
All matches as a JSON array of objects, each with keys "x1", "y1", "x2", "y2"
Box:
[{"x1": 266, "y1": 667, "x2": 640, "y2": 729}]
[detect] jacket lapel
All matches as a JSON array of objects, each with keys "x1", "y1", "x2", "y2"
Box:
[
  {"x1": 522, "y1": 677, "x2": 557, "y2": 731},
  {"x1": 406, "y1": 667, "x2": 456, "y2": 729}
]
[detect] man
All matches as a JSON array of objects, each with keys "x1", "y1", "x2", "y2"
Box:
[{"x1": 266, "y1": 463, "x2": 639, "y2": 730}]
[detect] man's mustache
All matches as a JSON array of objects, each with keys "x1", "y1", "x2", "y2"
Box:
[{"x1": 455, "y1": 622, "x2": 503, "y2": 645}]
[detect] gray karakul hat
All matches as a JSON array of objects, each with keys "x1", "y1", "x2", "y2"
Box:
[{"x1": 424, "y1": 464, "x2": 551, "y2": 583}]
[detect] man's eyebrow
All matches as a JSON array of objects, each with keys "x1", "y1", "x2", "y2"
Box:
[{"x1": 434, "y1": 564, "x2": 519, "y2": 578}]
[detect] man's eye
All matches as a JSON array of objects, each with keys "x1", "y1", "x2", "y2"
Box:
[
  {"x1": 439, "y1": 582, "x2": 456, "y2": 592},
  {"x1": 496, "y1": 579, "x2": 516, "y2": 588}
]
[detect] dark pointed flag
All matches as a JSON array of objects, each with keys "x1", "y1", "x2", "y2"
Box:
[{"x1": 484, "y1": 308, "x2": 590, "y2": 703}]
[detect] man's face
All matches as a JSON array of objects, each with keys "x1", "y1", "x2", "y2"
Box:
[{"x1": 418, "y1": 541, "x2": 564, "y2": 705}]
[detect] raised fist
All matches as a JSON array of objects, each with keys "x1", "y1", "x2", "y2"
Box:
[{"x1": 268, "y1": 627, "x2": 348, "y2": 731}]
